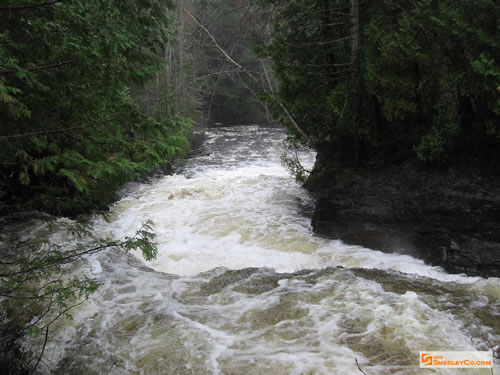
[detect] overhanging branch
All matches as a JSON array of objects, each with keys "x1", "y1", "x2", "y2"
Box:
[
  {"x1": 0, "y1": 124, "x2": 89, "y2": 141},
  {"x1": 0, "y1": 59, "x2": 77, "y2": 75},
  {"x1": 0, "y1": 0, "x2": 65, "y2": 11},
  {"x1": 182, "y1": 7, "x2": 309, "y2": 141}
]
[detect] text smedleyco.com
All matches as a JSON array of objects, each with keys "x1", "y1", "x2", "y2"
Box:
[{"x1": 420, "y1": 351, "x2": 493, "y2": 368}]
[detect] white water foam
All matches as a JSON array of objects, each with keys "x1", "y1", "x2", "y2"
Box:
[
  {"x1": 22, "y1": 126, "x2": 498, "y2": 375},
  {"x1": 94, "y1": 126, "x2": 480, "y2": 284}
]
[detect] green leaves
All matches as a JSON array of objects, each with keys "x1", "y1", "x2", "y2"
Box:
[
  {"x1": 471, "y1": 54, "x2": 500, "y2": 80},
  {"x1": 258, "y1": 0, "x2": 499, "y2": 167},
  {"x1": 58, "y1": 169, "x2": 87, "y2": 192},
  {"x1": 123, "y1": 220, "x2": 159, "y2": 261},
  {"x1": 0, "y1": 0, "x2": 192, "y2": 215},
  {"x1": 255, "y1": 0, "x2": 353, "y2": 144},
  {"x1": 0, "y1": 217, "x2": 159, "y2": 360}
]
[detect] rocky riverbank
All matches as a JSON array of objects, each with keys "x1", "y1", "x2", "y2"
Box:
[{"x1": 307, "y1": 160, "x2": 500, "y2": 278}]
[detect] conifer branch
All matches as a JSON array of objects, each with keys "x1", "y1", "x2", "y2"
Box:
[
  {"x1": 0, "y1": 125, "x2": 89, "y2": 141},
  {"x1": 0, "y1": 1, "x2": 65, "y2": 11},
  {"x1": 0, "y1": 116, "x2": 121, "y2": 141},
  {"x1": 0, "y1": 59, "x2": 77, "y2": 75}
]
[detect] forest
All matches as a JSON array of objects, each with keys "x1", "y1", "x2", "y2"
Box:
[
  {"x1": 0, "y1": 0, "x2": 275, "y2": 217},
  {"x1": 0, "y1": 0, "x2": 499, "y2": 373},
  {"x1": 1, "y1": 0, "x2": 498, "y2": 217},
  {"x1": 255, "y1": 0, "x2": 499, "y2": 181}
]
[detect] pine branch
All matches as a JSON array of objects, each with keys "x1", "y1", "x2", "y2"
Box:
[
  {"x1": 0, "y1": 116, "x2": 122, "y2": 141},
  {"x1": 0, "y1": 1, "x2": 65, "y2": 11},
  {"x1": 0, "y1": 125, "x2": 89, "y2": 141},
  {"x1": 0, "y1": 59, "x2": 77, "y2": 75},
  {"x1": 0, "y1": 36, "x2": 45, "y2": 46}
]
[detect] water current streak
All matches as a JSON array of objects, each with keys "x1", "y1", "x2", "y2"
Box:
[{"x1": 28, "y1": 125, "x2": 499, "y2": 375}]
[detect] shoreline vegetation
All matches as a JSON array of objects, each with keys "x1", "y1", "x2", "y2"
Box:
[
  {"x1": 253, "y1": 0, "x2": 499, "y2": 277},
  {"x1": 0, "y1": 0, "x2": 498, "y2": 373},
  {"x1": 0, "y1": 1, "x2": 192, "y2": 372}
]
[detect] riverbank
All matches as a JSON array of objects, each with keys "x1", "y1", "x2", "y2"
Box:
[
  {"x1": 307, "y1": 160, "x2": 500, "y2": 278},
  {"x1": 3, "y1": 126, "x2": 498, "y2": 374}
]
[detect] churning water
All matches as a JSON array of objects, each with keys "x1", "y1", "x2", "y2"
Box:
[{"x1": 30, "y1": 126, "x2": 498, "y2": 374}]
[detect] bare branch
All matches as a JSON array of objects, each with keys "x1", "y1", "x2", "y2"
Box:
[
  {"x1": 318, "y1": 36, "x2": 352, "y2": 45},
  {"x1": 31, "y1": 326, "x2": 49, "y2": 374},
  {"x1": 0, "y1": 115, "x2": 122, "y2": 141},
  {"x1": 0, "y1": 241, "x2": 116, "y2": 278},
  {"x1": 0, "y1": 1, "x2": 65, "y2": 11},
  {"x1": 183, "y1": 8, "x2": 248, "y2": 79},
  {"x1": 39, "y1": 298, "x2": 86, "y2": 330},
  {"x1": 105, "y1": 361, "x2": 116, "y2": 375},
  {"x1": 0, "y1": 124, "x2": 89, "y2": 141},
  {"x1": 0, "y1": 36, "x2": 45, "y2": 46},
  {"x1": 355, "y1": 358, "x2": 368, "y2": 375},
  {"x1": 0, "y1": 59, "x2": 77, "y2": 75},
  {"x1": 182, "y1": 7, "x2": 310, "y2": 141}
]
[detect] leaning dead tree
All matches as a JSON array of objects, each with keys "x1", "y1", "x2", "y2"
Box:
[{"x1": 182, "y1": 7, "x2": 309, "y2": 141}]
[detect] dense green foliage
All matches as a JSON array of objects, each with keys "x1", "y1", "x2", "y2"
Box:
[
  {"x1": 0, "y1": 2, "x2": 191, "y2": 369},
  {"x1": 0, "y1": 0, "x2": 193, "y2": 215},
  {"x1": 1, "y1": 1, "x2": 497, "y2": 371},
  {"x1": 256, "y1": 0, "x2": 499, "y2": 170}
]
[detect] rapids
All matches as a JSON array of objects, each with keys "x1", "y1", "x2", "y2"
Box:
[{"x1": 28, "y1": 125, "x2": 498, "y2": 374}]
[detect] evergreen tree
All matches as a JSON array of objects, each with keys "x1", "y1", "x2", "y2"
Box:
[
  {"x1": 255, "y1": 0, "x2": 500, "y2": 172},
  {"x1": 0, "y1": 0, "x2": 193, "y2": 215}
]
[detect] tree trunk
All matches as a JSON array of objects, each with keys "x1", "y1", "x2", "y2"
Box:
[
  {"x1": 321, "y1": 0, "x2": 338, "y2": 86},
  {"x1": 350, "y1": 0, "x2": 361, "y2": 163}
]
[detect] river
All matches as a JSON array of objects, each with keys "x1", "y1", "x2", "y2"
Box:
[{"x1": 28, "y1": 125, "x2": 498, "y2": 374}]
